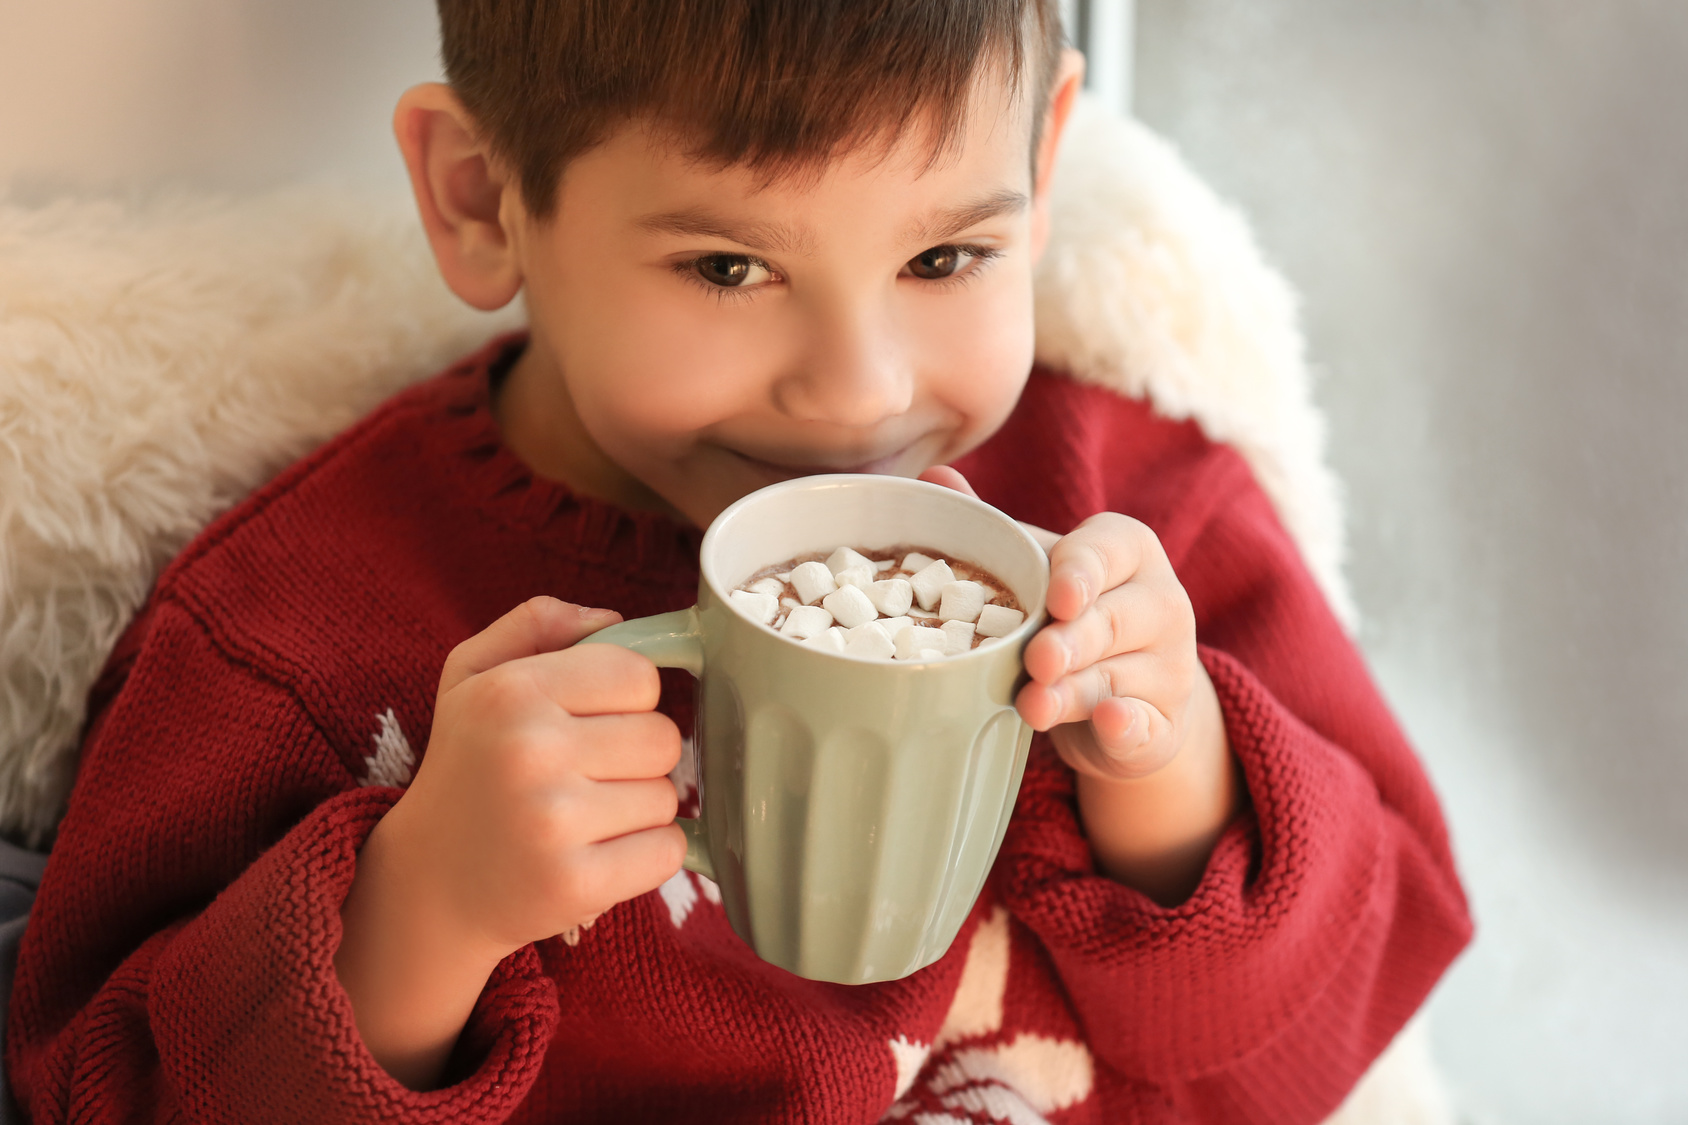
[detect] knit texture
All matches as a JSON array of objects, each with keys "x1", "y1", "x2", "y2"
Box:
[{"x1": 6, "y1": 339, "x2": 1471, "y2": 1123}]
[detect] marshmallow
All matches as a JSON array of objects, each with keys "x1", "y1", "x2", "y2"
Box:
[
  {"x1": 938, "y1": 580, "x2": 986, "y2": 623},
  {"x1": 776, "y1": 571, "x2": 794, "y2": 582},
  {"x1": 780, "y1": 604, "x2": 833, "y2": 639},
  {"x1": 901, "y1": 551, "x2": 938, "y2": 574},
  {"x1": 977, "y1": 636, "x2": 1003, "y2": 647},
  {"x1": 894, "y1": 625, "x2": 948, "y2": 660},
  {"x1": 975, "y1": 604, "x2": 1025, "y2": 638},
  {"x1": 834, "y1": 564, "x2": 876, "y2": 592},
  {"x1": 867, "y1": 577, "x2": 913, "y2": 617},
  {"x1": 919, "y1": 648, "x2": 946, "y2": 660},
  {"x1": 748, "y1": 576, "x2": 786, "y2": 598},
  {"x1": 804, "y1": 626, "x2": 847, "y2": 652},
  {"x1": 843, "y1": 621, "x2": 895, "y2": 660},
  {"x1": 940, "y1": 619, "x2": 976, "y2": 654},
  {"x1": 826, "y1": 546, "x2": 876, "y2": 576},
  {"x1": 908, "y1": 559, "x2": 956, "y2": 611},
  {"x1": 878, "y1": 615, "x2": 914, "y2": 638},
  {"x1": 790, "y1": 560, "x2": 837, "y2": 605},
  {"x1": 729, "y1": 589, "x2": 779, "y2": 625},
  {"x1": 874, "y1": 557, "x2": 897, "y2": 571},
  {"x1": 780, "y1": 597, "x2": 801, "y2": 612},
  {"x1": 822, "y1": 584, "x2": 879, "y2": 629}
]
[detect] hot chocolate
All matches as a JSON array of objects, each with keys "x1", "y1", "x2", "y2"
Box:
[{"x1": 728, "y1": 546, "x2": 1026, "y2": 660}]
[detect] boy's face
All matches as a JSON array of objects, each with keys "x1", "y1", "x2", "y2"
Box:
[{"x1": 493, "y1": 67, "x2": 1064, "y2": 529}]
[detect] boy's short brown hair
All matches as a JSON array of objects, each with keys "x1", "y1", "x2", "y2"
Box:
[{"x1": 437, "y1": 0, "x2": 1066, "y2": 218}]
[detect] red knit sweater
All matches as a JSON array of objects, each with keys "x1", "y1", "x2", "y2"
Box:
[{"x1": 6, "y1": 337, "x2": 1471, "y2": 1124}]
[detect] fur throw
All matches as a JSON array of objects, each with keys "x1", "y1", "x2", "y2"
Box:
[
  {"x1": 0, "y1": 96, "x2": 1443, "y2": 1125},
  {"x1": 0, "y1": 100, "x2": 1349, "y2": 844}
]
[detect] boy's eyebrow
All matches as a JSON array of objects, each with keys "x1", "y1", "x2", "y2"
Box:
[
  {"x1": 634, "y1": 188, "x2": 1028, "y2": 256},
  {"x1": 903, "y1": 189, "x2": 1029, "y2": 245},
  {"x1": 635, "y1": 209, "x2": 815, "y2": 256}
]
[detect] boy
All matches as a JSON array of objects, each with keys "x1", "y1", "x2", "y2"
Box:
[{"x1": 7, "y1": 1, "x2": 1471, "y2": 1121}]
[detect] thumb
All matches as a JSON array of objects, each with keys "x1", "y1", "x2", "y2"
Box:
[
  {"x1": 918, "y1": 464, "x2": 980, "y2": 498},
  {"x1": 440, "y1": 596, "x2": 622, "y2": 692}
]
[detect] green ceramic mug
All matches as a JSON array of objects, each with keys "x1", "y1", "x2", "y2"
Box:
[{"x1": 580, "y1": 474, "x2": 1049, "y2": 984}]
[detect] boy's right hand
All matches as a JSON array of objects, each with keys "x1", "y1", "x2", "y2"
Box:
[{"x1": 335, "y1": 597, "x2": 685, "y2": 1088}]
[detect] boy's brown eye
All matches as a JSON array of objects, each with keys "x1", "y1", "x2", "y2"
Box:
[
  {"x1": 907, "y1": 246, "x2": 962, "y2": 279},
  {"x1": 697, "y1": 255, "x2": 753, "y2": 287}
]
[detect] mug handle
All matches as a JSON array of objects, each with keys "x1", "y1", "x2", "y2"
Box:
[{"x1": 576, "y1": 608, "x2": 715, "y2": 882}]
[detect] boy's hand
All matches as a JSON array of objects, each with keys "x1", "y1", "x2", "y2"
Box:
[
  {"x1": 335, "y1": 597, "x2": 685, "y2": 1088},
  {"x1": 919, "y1": 468, "x2": 1238, "y2": 904}
]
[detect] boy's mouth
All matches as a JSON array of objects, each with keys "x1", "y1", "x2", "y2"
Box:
[{"x1": 730, "y1": 445, "x2": 914, "y2": 480}]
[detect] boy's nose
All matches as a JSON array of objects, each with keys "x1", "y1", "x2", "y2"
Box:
[{"x1": 774, "y1": 307, "x2": 916, "y2": 427}]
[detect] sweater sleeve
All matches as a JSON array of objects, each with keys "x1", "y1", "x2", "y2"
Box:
[
  {"x1": 5, "y1": 601, "x2": 558, "y2": 1124},
  {"x1": 993, "y1": 462, "x2": 1473, "y2": 1121}
]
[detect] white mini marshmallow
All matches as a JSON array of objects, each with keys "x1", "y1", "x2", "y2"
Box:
[
  {"x1": 729, "y1": 589, "x2": 779, "y2": 625},
  {"x1": 938, "y1": 580, "x2": 986, "y2": 623},
  {"x1": 975, "y1": 604, "x2": 1026, "y2": 638},
  {"x1": 906, "y1": 606, "x2": 941, "y2": 620},
  {"x1": 834, "y1": 564, "x2": 876, "y2": 592},
  {"x1": 780, "y1": 596, "x2": 801, "y2": 610},
  {"x1": 803, "y1": 626, "x2": 847, "y2": 652},
  {"x1": 779, "y1": 604, "x2": 833, "y2": 639},
  {"x1": 822, "y1": 584, "x2": 878, "y2": 629},
  {"x1": 749, "y1": 576, "x2": 786, "y2": 598},
  {"x1": 894, "y1": 625, "x2": 948, "y2": 660},
  {"x1": 874, "y1": 557, "x2": 897, "y2": 571},
  {"x1": 826, "y1": 547, "x2": 875, "y2": 576},
  {"x1": 901, "y1": 551, "x2": 937, "y2": 574},
  {"x1": 919, "y1": 648, "x2": 946, "y2": 660},
  {"x1": 790, "y1": 560, "x2": 836, "y2": 605},
  {"x1": 940, "y1": 619, "x2": 976, "y2": 654},
  {"x1": 843, "y1": 622, "x2": 895, "y2": 660},
  {"x1": 878, "y1": 615, "x2": 914, "y2": 638},
  {"x1": 867, "y1": 578, "x2": 913, "y2": 617},
  {"x1": 908, "y1": 559, "x2": 956, "y2": 611},
  {"x1": 977, "y1": 636, "x2": 1003, "y2": 647}
]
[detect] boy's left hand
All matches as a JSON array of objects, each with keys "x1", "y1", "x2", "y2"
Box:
[{"x1": 919, "y1": 467, "x2": 1211, "y2": 783}]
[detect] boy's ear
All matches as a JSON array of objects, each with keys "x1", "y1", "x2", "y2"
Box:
[
  {"x1": 1028, "y1": 48, "x2": 1086, "y2": 264},
  {"x1": 394, "y1": 83, "x2": 526, "y2": 312}
]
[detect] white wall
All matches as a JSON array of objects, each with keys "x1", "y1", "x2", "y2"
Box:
[
  {"x1": 0, "y1": 0, "x2": 439, "y2": 199},
  {"x1": 1134, "y1": 3, "x2": 1688, "y2": 1123}
]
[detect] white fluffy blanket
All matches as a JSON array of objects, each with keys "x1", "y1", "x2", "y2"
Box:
[{"x1": 0, "y1": 97, "x2": 1440, "y2": 1123}]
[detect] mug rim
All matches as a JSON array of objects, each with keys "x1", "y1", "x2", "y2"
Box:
[{"x1": 698, "y1": 473, "x2": 1049, "y2": 664}]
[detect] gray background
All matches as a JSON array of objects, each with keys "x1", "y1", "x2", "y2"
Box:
[
  {"x1": 1133, "y1": 4, "x2": 1688, "y2": 1123},
  {"x1": 2, "y1": 2, "x2": 1684, "y2": 1122}
]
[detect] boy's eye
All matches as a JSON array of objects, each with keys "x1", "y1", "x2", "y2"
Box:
[
  {"x1": 907, "y1": 246, "x2": 964, "y2": 280},
  {"x1": 694, "y1": 254, "x2": 772, "y2": 288}
]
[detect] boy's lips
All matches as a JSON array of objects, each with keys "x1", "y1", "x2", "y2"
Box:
[{"x1": 730, "y1": 445, "x2": 914, "y2": 478}]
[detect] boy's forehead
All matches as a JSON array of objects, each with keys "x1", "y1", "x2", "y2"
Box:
[{"x1": 566, "y1": 67, "x2": 1036, "y2": 246}]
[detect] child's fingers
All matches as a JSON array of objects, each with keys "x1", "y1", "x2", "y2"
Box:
[
  {"x1": 441, "y1": 596, "x2": 623, "y2": 692},
  {"x1": 505, "y1": 643, "x2": 664, "y2": 717},
  {"x1": 1045, "y1": 514, "x2": 1153, "y2": 621},
  {"x1": 1022, "y1": 579, "x2": 1178, "y2": 685},
  {"x1": 559, "y1": 823, "x2": 689, "y2": 923},
  {"x1": 1049, "y1": 698, "x2": 1180, "y2": 781},
  {"x1": 1016, "y1": 651, "x2": 1183, "y2": 732},
  {"x1": 919, "y1": 465, "x2": 1060, "y2": 551},
  {"x1": 917, "y1": 464, "x2": 980, "y2": 497},
  {"x1": 547, "y1": 776, "x2": 681, "y2": 847},
  {"x1": 563, "y1": 712, "x2": 684, "y2": 781}
]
